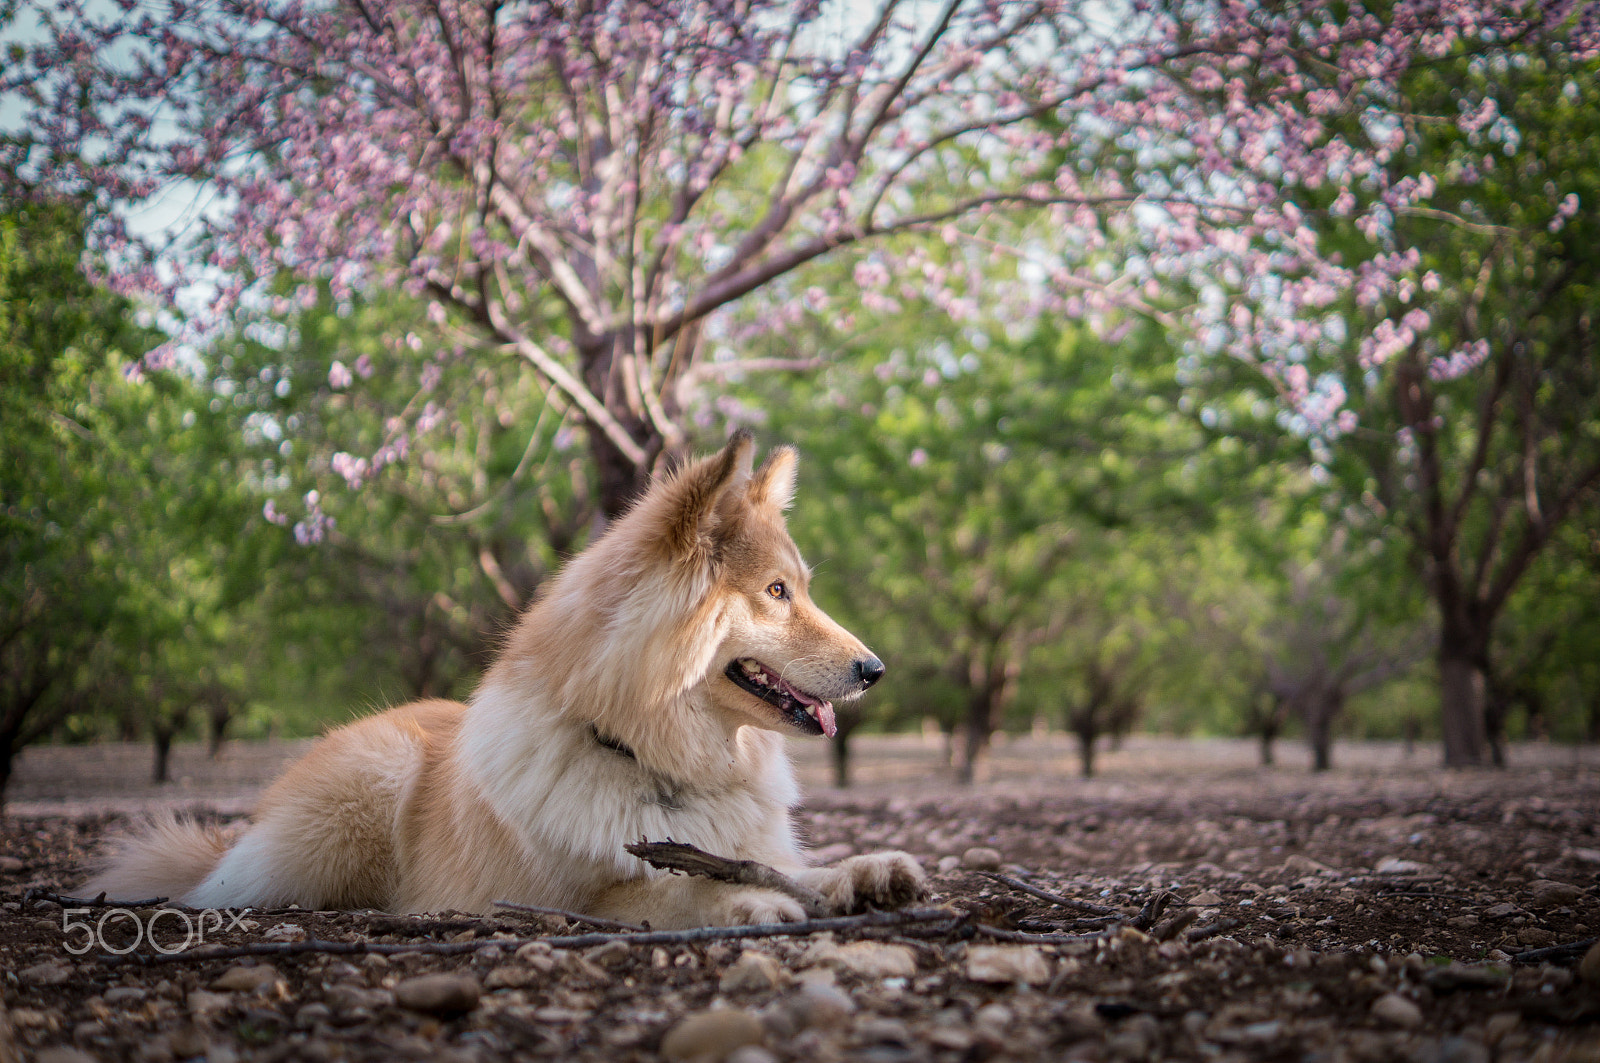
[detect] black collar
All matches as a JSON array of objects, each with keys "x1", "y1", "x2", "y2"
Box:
[{"x1": 590, "y1": 724, "x2": 636, "y2": 760}]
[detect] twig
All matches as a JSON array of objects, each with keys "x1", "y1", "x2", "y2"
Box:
[
  {"x1": 93, "y1": 907, "x2": 958, "y2": 967},
  {"x1": 1510, "y1": 936, "x2": 1597, "y2": 965},
  {"x1": 1152, "y1": 907, "x2": 1200, "y2": 942},
  {"x1": 626, "y1": 841, "x2": 830, "y2": 918},
  {"x1": 974, "y1": 924, "x2": 1113, "y2": 946},
  {"x1": 493, "y1": 901, "x2": 646, "y2": 933},
  {"x1": 1131, "y1": 891, "x2": 1172, "y2": 931},
  {"x1": 979, "y1": 873, "x2": 1120, "y2": 917},
  {"x1": 23, "y1": 889, "x2": 169, "y2": 908},
  {"x1": 1186, "y1": 917, "x2": 1244, "y2": 943}
]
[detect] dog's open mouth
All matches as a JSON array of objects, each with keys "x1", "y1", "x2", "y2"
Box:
[{"x1": 725, "y1": 659, "x2": 837, "y2": 738}]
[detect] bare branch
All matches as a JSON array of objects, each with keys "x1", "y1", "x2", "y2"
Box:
[{"x1": 626, "y1": 841, "x2": 830, "y2": 919}]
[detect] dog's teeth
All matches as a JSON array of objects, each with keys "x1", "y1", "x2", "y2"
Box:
[{"x1": 741, "y1": 660, "x2": 761, "y2": 676}]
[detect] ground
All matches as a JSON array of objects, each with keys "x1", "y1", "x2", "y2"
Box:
[{"x1": 2, "y1": 735, "x2": 1598, "y2": 1063}]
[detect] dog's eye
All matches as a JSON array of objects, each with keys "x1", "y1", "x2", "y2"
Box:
[{"x1": 766, "y1": 581, "x2": 788, "y2": 601}]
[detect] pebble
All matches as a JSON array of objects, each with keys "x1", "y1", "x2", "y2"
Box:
[
  {"x1": 660, "y1": 1007, "x2": 764, "y2": 1062},
  {"x1": 790, "y1": 980, "x2": 856, "y2": 1027},
  {"x1": 20, "y1": 962, "x2": 72, "y2": 986},
  {"x1": 719, "y1": 950, "x2": 790, "y2": 993},
  {"x1": 210, "y1": 965, "x2": 281, "y2": 993},
  {"x1": 965, "y1": 945, "x2": 1052, "y2": 985},
  {"x1": 936, "y1": 855, "x2": 962, "y2": 873},
  {"x1": 1527, "y1": 880, "x2": 1584, "y2": 908},
  {"x1": 324, "y1": 984, "x2": 394, "y2": 1010},
  {"x1": 1421, "y1": 963, "x2": 1508, "y2": 991},
  {"x1": 1516, "y1": 927, "x2": 1556, "y2": 947},
  {"x1": 726, "y1": 1047, "x2": 780, "y2": 1063},
  {"x1": 394, "y1": 973, "x2": 481, "y2": 1013},
  {"x1": 185, "y1": 990, "x2": 232, "y2": 1015},
  {"x1": 36, "y1": 1048, "x2": 99, "y2": 1063},
  {"x1": 1188, "y1": 891, "x2": 1224, "y2": 906},
  {"x1": 1581, "y1": 940, "x2": 1600, "y2": 986},
  {"x1": 805, "y1": 940, "x2": 917, "y2": 979},
  {"x1": 961, "y1": 847, "x2": 1003, "y2": 871},
  {"x1": 1374, "y1": 856, "x2": 1430, "y2": 874},
  {"x1": 1412, "y1": 1036, "x2": 1490, "y2": 1063},
  {"x1": 261, "y1": 923, "x2": 306, "y2": 942},
  {"x1": 0, "y1": 855, "x2": 24, "y2": 872},
  {"x1": 585, "y1": 939, "x2": 632, "y2": 967},
  {"x1": 1482, "y1": 902, "x2": 1521, "y2": 920},
  {"x1": 484, "y1": 965, "x2": 541, "y2": 990},
  {"x1": 1370, "y1": 992, "x2": 1423, "y2": 1027},
  {"x1": 102, "y1": 986, "x2": 148, "y2": 1004}
]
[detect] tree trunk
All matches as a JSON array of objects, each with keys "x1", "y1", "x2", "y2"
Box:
[
  {"x1": 830, "y1": 705, "x2": 863, "y2": 788},
  {"x1": 207, "y1": 704, "x2": 231, "y2": 759},
  {"x1": 958, "y1": 692, "x2": 991, "y2": 785},
  {"x1": 152, "y1": 727, "x2": 175, "y2": 784},
  {"x1": 1305, "y1": 689, "x2": 1342, "y2": 772},
  {"x1": 1260, "y1": 728, "x2": 1276, "y2": 768},
  {"x1": 1076, "y1": 726, "x2": 1096, "y2": 779},
  {"x1": 1438, "y1": 652, "x2": 1489, "y2": 767}
]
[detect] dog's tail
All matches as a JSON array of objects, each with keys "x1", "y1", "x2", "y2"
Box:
[{"x1": 80, "y1": 812, "x2": 237, "y2": 904}]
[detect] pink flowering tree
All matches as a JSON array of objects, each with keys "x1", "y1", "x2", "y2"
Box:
[
  {"x1": 1230, "y1": 34, "x2": 1600, "y2": 767},
  {"x1": 6, "y1": 0, "x2": 1591, "y2": 521}
]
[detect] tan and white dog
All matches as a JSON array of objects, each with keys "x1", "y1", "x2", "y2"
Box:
[{"x1": 86, "y1": 432, "x2": 925, "y2": 928}]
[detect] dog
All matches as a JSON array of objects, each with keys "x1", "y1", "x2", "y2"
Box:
[{"x1": 85, "y1": 431, "x2": 926, "y2": 928}]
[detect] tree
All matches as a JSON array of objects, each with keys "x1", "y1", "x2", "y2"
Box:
[
  {"x1": 10, "y1": 0, "x2": 1587, "y2": 529},
  {"x1": 1285, "y1": 41, "x2": 1600, "y2": 765}
]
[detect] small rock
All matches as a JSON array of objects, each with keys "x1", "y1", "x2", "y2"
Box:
[
  {"x1": 1371, "y1": 992, "x2": 1423, "y2": 1027},
  {"x1": 790, "y1": 981, "x2": 856, "y2": 1027},
  {"x1": 102, "y1": 986, "x2": 148, "y2": 1004},
  {"x1": 514, "y1": 941, "x2": 557, "y2": 972},
  {"x1": 1482, "y1": 903, "x2": 1521, "y2": 920},
  {"x1": 961, "y1": 847, "x2": 1003, "y2": 871},
  {"x1": 585, "y1": 939, "x2": 631, "y2": 967},
  {"x1": 185, "y1": 990, "x2": 232, "y2": 1015},
  {"x1": 1374, "y1": 856, "x2": 1430, "y2": 875},
  {"x1": 0, "y1": 855, "x2": 24, "y2": 872},
  {"x1": 965, "y1": 945, "x2": 1053, "y2": 985},
  {"x1": 1568, "y1": 847, "x2": 1600, "y2": 866},
  {"x1": 36, "y1": 1048, "x2": 99, "y2": 1063},
  {"x1": 20, "y1": 962, "x2": 72, "y2": 986},
  {"x1": 1527, "y1": 880, "x2": 1584, "y2": 909},
  {"x1": 660, "y1": 1008, "x2": 764, "y2": 1063},
  {"x1": 210, "y1": 965, "x2": 281, "y2": 993},
  {"x1": 1280, "y1": 854, "x2": 1335, "y2": 876},
  {"x1": 324, "y1": 984, "x2": 394, "y2": 1010},
  {"x1": 720, "y1": 950, "x2": 790, "y2": 993},
  {"x1": 1516, "y1": 927, "x2": 1557, "y2": 947},
  {"x1": 1188, "y1": 891, "x2": 1225, "y2": 906},
  {"x1": 261, "y1": 923, "x2": 306, "y2": 942},
  {"x1": 166, "y1": 1026, "x2": 208, "y2": 1057},
  {"x1": 936, "y1": 855, "x2": 961, "y2": 874},
  {"x1": 1580, "y1": 941, "x2": 1600, "y2": 986},
  {"x1": 9, "y1": 1008, "x2": 55, "y2": 1030},
  {"x1": 1412, "y1": 1036, "x2": 1490, "y2": 1063},
  {"x1": 726, "y1": 1047, "x2": 780, "y2": 1063},
  {"x1": 1445, "y1": 915, "x2": 1479, "y2": 930},
  {"x1": 294, "y1": 1003, "x2": 333, "y2": 1029},
  {"x1": 804, "y1": 940, "x2": 916, "y2": 979},
  {"x1": 484, "y1": 965, "x2": 541, "y2": 990},
  {"x1": 394, "y1": 973, "x2": 480, "y2": 1013}
]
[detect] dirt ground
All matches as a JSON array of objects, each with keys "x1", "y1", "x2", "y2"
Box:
[{"x1": 3, "y1": 735, "x2": 1599, "y2": 1063}]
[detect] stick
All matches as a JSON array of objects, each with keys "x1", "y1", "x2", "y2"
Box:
[
  {"x1": 493, "y1": 901, "x2": 647, "y2": 933},
  {"x1": 1510, "y1": 936, "x2": 1597, "y2": 965},
  {"x1": 625, "y1": 841, "x2": 830, "y2": 918},
  {"x1": 979, "y1": 872, "x2": 1120, "y2": 917},
  {"x1": 1131, "y1": 891, "x2": 1172, "y2": 931},
  {"x1": 93, "y1": 906, "x2": 958, "y2": 967},
  {"x1": 1186, "y1": 917, "x2": 1243, "y2": 943},
  {"x1": 1151, "y1": 907, "x2": 1200, "y2": 942},
  {"x1": 23, "y1": 889, "x2": 170, "y2": 908},
  {"x1": 974, "y1": 924, "x2": 1114, "y2": 946}
]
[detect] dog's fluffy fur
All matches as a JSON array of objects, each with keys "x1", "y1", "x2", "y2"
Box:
[{"x1": 85, "y1": 432, "x2": 925, "y2": 928}]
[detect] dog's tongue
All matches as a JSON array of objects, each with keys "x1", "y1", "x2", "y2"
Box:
[
  {"x1": 814, "y1": 700, "x2": 836, "y2": 739},
  {"x1": 781, "y1": 678, "x2": 837, "y2": 738}
]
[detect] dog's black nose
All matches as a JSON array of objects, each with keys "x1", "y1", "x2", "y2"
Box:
[{"x1": 855, "y1": 656, "x2": 886, "y2": 688}]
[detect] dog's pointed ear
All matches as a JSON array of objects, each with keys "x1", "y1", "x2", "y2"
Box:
[
  {"x1": 748, "y1": 445, "x2": 798, "y2": 513},
  {"x1": 664, "y1": 429, "x2": 754, "y2": 554}
]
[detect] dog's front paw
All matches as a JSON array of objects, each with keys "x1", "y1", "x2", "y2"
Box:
[
  {"x1": 716, "y1": 888, "x2": 808, "y2": 926},
  {"x1": 800, "y1": 851, "x2": 928, "y2": 914}
]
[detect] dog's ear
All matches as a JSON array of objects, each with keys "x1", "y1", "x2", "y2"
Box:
[
  {"x1": 748, "y1": 445, "x2": 798, "y2": 513},
  {"x1": 663, "y1": 429, "x2": 754, "y2": 555}
]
